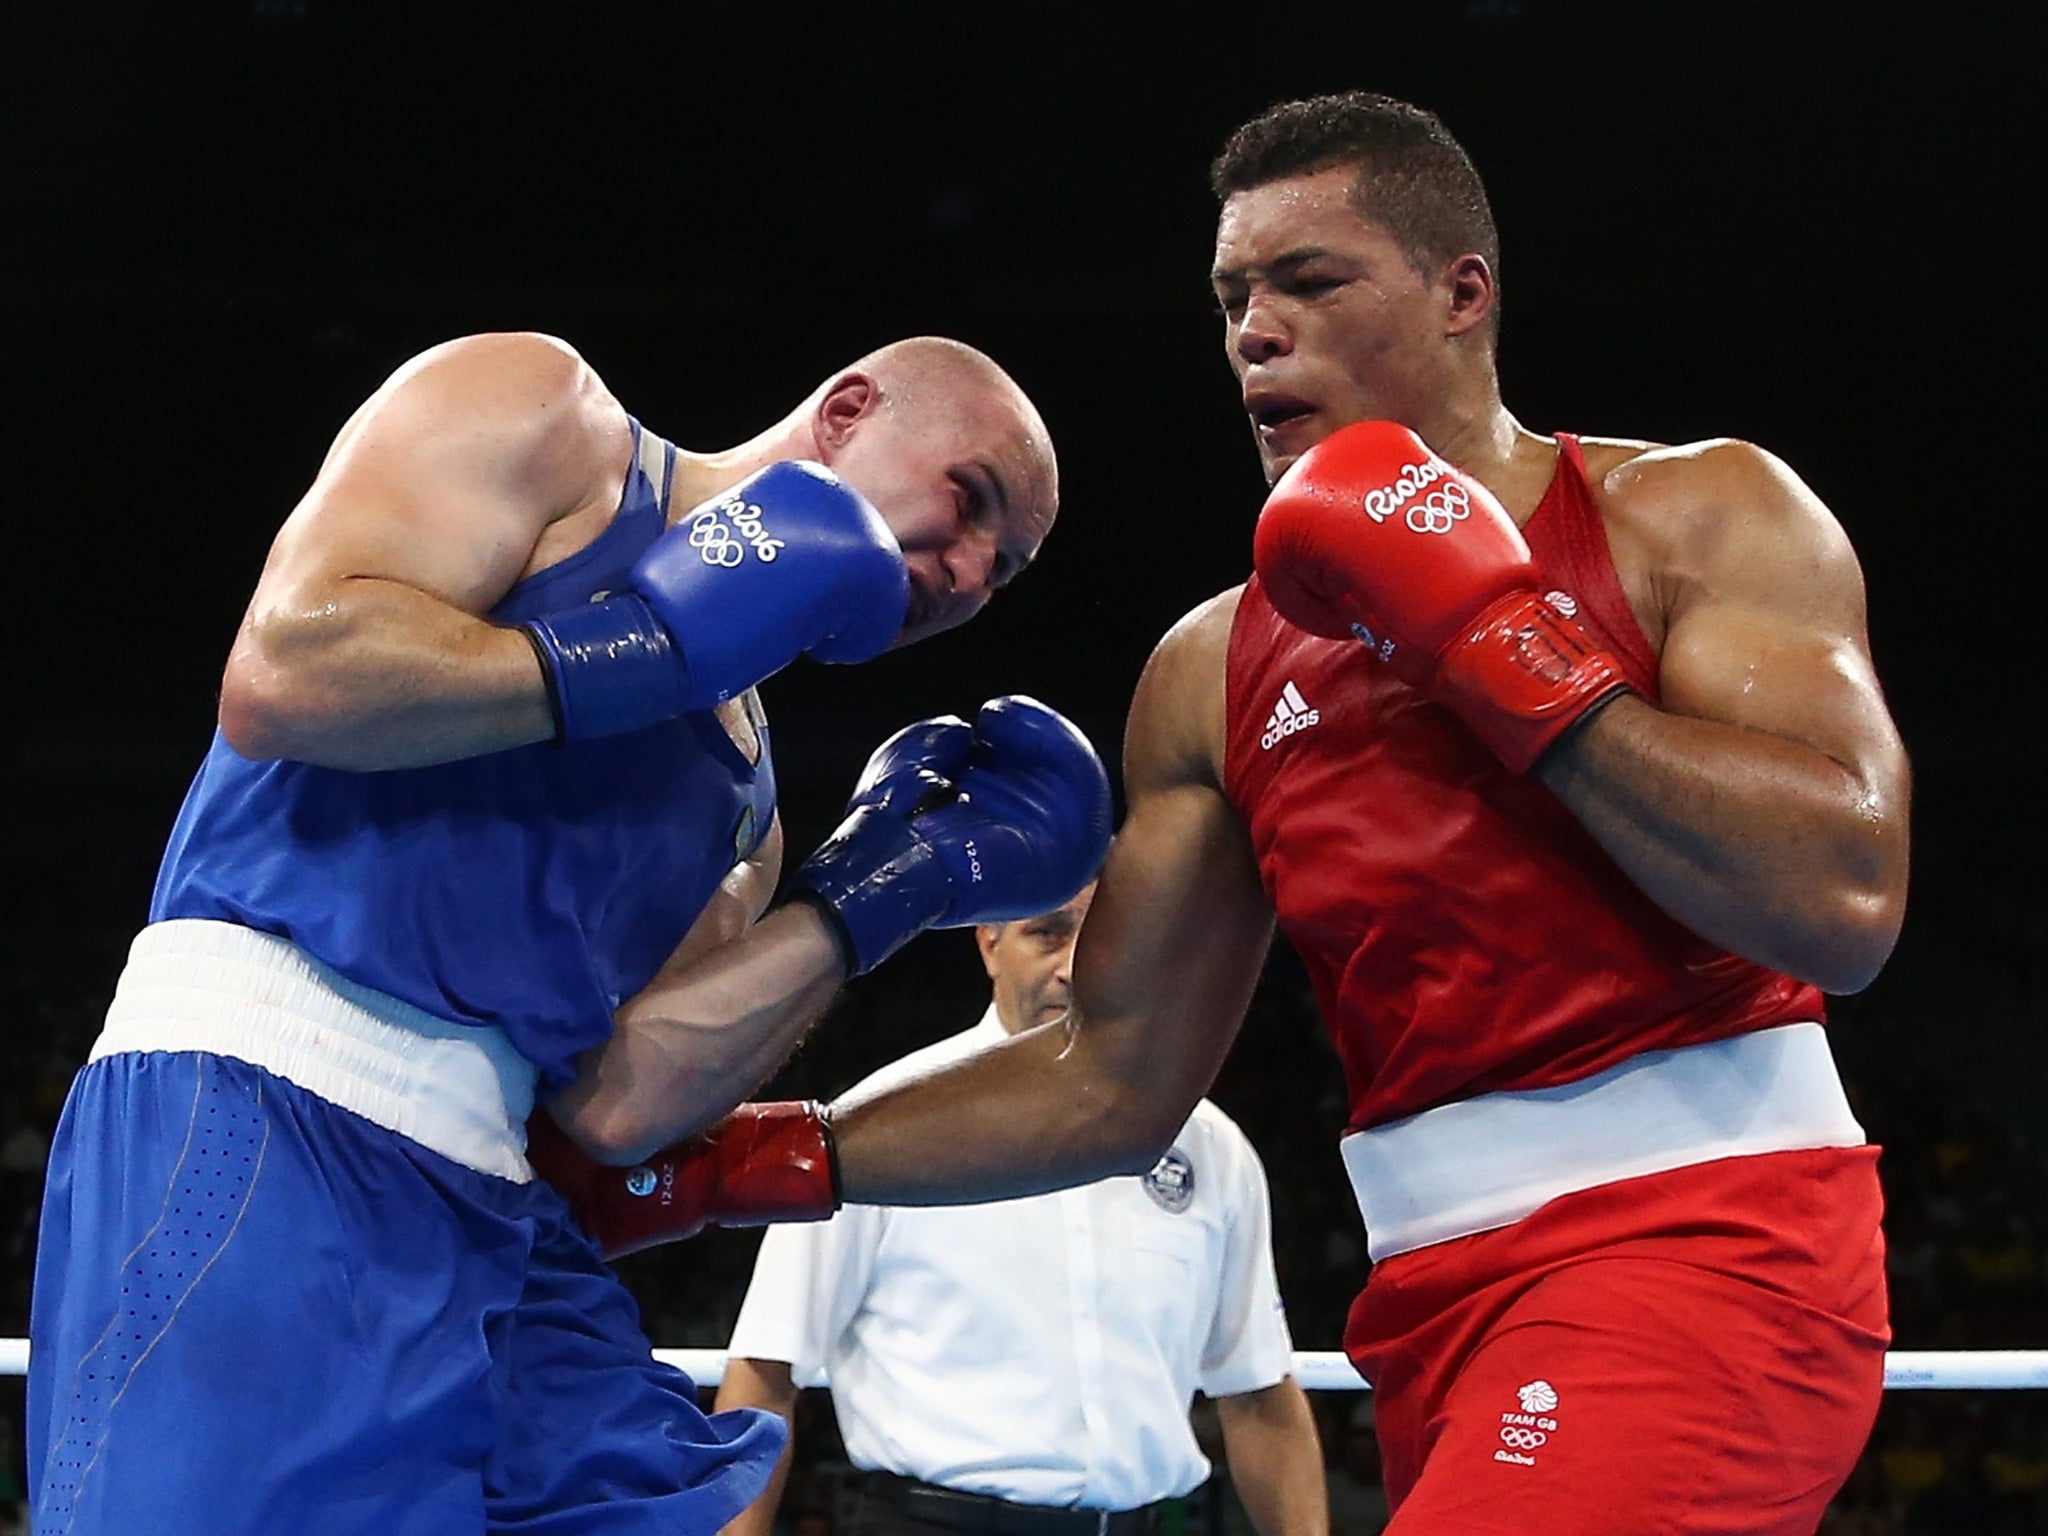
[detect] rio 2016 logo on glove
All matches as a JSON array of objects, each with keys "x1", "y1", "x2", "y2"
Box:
[
  {"x1": 688, "y1": 493, "x2": 787, "y2": 568},
  {"x1": 1359, "y1": 459, "x2": 1471, "y2": 535},
  {"x1": 1406, "y1": 481, "x2": 1470, "y2": 535}
]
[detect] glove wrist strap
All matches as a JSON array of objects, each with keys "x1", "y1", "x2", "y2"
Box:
[
  {"x1": 1434, "y1": 591, "x2": 1633, "y2": 773},
  {"x1": 709, "y1": 1101, "x2": 843, "y2": 1226},
  {"x1": 522, "y1": 593, "x2": 693, "y2": 741},
  {"x1": 789, "y1": 808, "x2": 952, "y2": 975}
]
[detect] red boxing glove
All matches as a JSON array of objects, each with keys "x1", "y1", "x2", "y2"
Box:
[
  {"x1": 525, "y1": 1102, "x2": 841, "y2": 1260},
  {"x1": 1253, "y1": 420, "x2": 1631, "y2": 772}
]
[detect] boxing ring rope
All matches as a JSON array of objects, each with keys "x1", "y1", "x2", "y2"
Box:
[
  {"x1": 3, "y1": 1340, "x2": 2042, "y2": 1390},
  {"x1": 684, "y1": 1349, "x2": 2048, "y2": 1392}
]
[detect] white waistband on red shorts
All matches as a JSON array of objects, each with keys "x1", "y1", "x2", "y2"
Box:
[
  {"x1": 89, "y1": 918, "x2": 538, "y2": 1182},
  {"x1": 1340, "y1": 1022, "x2": 1864, "y2": 1263}
]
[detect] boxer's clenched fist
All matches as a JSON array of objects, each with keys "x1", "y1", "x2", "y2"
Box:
[
  {"x1": 528, "y1": 1101, "x2": 840, "y2": 1260},
  {"x1": 1254, "y1": 420, "x2": 1630, "y2": 771},
  {"x1": 524, "y1": 460, "x2": 909, "y2": 739},
  {"x1": 792, "y1": 696, "x2": 1113, "y2": 975}
]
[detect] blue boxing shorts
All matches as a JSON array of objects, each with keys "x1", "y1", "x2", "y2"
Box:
[{"x1": 28, "y1": 923, "x2": 782, "y2": 1535}]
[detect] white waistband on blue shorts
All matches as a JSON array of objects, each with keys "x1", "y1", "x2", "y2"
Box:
[
  {"x1": 1340, "y1": 1022, "x2": 1864, "y2": 1263},
  {"x1": 89, "y1": 919, "x2": 539, "y2": 1182}
]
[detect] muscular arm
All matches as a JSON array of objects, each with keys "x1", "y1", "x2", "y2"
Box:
[
  {"x1": 546, "y1": 819, "x2": 855, "y2": 1162},
  {"x1": 1213, "y1": 1379, "x2": 1329, "y2": 1536},
  {"x1": 548, "y1": 811, "x2": 835, "y2": 1163},
  {"x1": 832, "y1": 592, "x2": 1277, "y2": 1204},
  {"x1": 712, "y1": 1357, "x2": 801, "y2": 1536},
  {"x1": 650, "y1": 809, "x2": 786, "y2": 975},
  {"x1": 1537, "y1": 441, "x2": 1910, "y2": 992},
  {"x1": 219, "y1": 332, "x2": 627, "y2": 770}
]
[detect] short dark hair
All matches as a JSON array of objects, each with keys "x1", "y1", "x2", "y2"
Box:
[{"x1": 1210, "y1": 91, "x2": 1501, "y2": 292}]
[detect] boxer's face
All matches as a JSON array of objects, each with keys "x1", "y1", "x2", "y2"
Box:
[
  {"x1": 977, "y1": 883, "x2": 1095, "y2": 1035},
  {"x1": 1212, "y1": 163, "x2": 1461, "y2": 483},
  {"x1": 830, "y1": 392, "x2": 1057, "y2": 648}
]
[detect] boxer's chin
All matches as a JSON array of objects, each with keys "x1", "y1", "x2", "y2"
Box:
[{"x1": 894, "y1": 606, "x2": 972, "y2": 651}]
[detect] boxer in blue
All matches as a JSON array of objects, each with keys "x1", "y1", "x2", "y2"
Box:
[{"x1": 27, "y1": 330, "x2": 1109, "y2": 1534}]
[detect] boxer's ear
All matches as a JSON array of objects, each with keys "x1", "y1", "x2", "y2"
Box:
[
  {"x1": 814, "y1": 374, "x2": 881, "y2": 457},
  {"x1": 1441, "y1": 252, "x2": 1496, "y2": 339}
]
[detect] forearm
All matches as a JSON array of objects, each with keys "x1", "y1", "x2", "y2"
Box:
[
  {"x1": 831, "y1": 1013, "x2": 1176, "y2": 1205},
  {"x1": 1215, "y1": 1380, "x2": 1328, "y2": 1536},
  {"x1": 834, "y1": 771, "x2": 1273, "y2": 1206},
  {"x1": 223, "y1": 579, "x2": 556, "y2": 769},
  {"x1": 555, "y1": 902, "x2": 849, "y2": 1162},
  {"x1": 714, "y1": 1358, "x2": 800, "y2": 1536},
  {"x1": 1538, "y1": 694, "x2": 1908, "y2": 992}
]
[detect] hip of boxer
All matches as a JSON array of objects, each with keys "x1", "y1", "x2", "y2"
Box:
[
  {"x1": 89, "y1": 918, "x2": 539, "y2": 1181},
  {"x1": 1342, "y1": 1022, "x2": 1865, "y2": 1262}
]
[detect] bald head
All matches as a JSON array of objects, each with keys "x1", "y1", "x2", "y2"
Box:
[
  {"x1": 809, "y1": 337, "x2": 1061, "y2": 646},
  {"x1": 841, "y1": 336, "x2": 1058, "y2": 505},
  {"x1": 848, "y1": 334, "x2": 1007, "y2": 389},
  {"x1": 847, "y1": 334, "x2": 1021, "y2": 393}
]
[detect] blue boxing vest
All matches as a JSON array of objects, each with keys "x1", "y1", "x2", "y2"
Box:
[{"x1": 149, "y1": 422, "x2": 776, "y2": 1089}]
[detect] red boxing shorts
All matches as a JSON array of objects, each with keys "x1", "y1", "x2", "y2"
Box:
[{"x1": 1346, "y1": 1146, "x2": 1889, "y2": 1535}]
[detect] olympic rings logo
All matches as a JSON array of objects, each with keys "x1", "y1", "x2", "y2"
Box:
[
  {"x1": 1406, "y1": 481, "x2": 1471, "y2": 535},
  {"x1": 689, "y1": 510, "x2": 747, "y2": 568},
  {"x1": 1499, "y1": 1427, "x2": 1548, "y2": 1450}
]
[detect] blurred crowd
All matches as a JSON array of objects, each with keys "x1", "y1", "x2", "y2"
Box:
[{"x1": 2, "y1": 912, "x2": 2042, "y2": 1533}]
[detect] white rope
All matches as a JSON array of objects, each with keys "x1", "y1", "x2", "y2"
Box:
[
  {"x1": 677, "y1": 1349, "x2": 2048, "y2": 1392},
  {"x1": 646, "y1": 1349, "x2": 2048, "y2": 1393},
  {"x1": 6, "y1": 1340, "x2": 2034, "y2": 1390}
]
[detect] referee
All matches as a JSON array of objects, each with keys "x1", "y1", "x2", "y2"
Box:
[{"x1": 714, "y1": 881, "x2": 1328, "y2": 1536}]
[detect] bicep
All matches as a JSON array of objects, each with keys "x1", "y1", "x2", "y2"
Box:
[
  {"x1": 1072, "y1": 603, "x2": 1275, "y2": 1117},
  {"x1": 653, "y1": 812, "x2": 785, "y2": 979},
  {"x1": 218, "y1": 337, "x2": 625, "y2": 759},
  {"x1": 714, "y1": 1356, "x2": 798, "y2": 1416},
  {"x1": 250, "y1": 335, "x2": 609, "y2": 620},
  {"x1": 1211, "y1": 1377, "x2": 1320, "y2": 1471},
  {"x1": 1653, "y1": 448, "x2": 1906, "y2": 789},
  {"x1": 1077, "y1": 779, "x2": 1273, "y2": 1094}
]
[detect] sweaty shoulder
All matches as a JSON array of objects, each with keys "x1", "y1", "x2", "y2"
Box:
[
  {"x1": 358, "y1": 332, "x2": 632, "y2": 525},
  {"x1": 394, "y1": 330, "x2": 601, "y2": 400},
  {"x1": 1578, "y1": 436, "x2": 1858, "y2": 654},
  {"x1": 1125, "y1": 585, "x2": 1242, "y2": 795}
]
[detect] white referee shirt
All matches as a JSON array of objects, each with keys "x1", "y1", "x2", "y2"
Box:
[{"x1": 725, "y1": 1010, "x2": 1297, "y2": 1510}]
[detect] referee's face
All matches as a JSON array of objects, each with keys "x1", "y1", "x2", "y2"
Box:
[{"x1": 978, "y1": 883, "x2": 1096, "y2": 1035}]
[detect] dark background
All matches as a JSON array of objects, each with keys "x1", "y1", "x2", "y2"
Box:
[
  {"x1": 10, "y1": 0, "x2": 2040, "y2": 1122},
  {"x1": 4, "y1": 0, "x2": 2043, "y2": 1527}
]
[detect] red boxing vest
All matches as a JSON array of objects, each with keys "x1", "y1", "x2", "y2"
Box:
[{"x1": 1223, "y1": 434, "x2": 1824, "y2": 1132}]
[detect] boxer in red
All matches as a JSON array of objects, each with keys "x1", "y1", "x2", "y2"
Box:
[{"x1": 542, "y1": 92, "x2": 1909, "y2": 1533}]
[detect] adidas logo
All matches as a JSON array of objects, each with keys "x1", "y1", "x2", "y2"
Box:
[{"x1": 1260, "y1": 681, "x2": 1320, "y2": 750}]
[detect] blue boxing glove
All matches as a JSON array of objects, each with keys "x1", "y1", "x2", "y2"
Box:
[
  {"x1": 792, "y1": 696, "x2": 1114, "y2": 975},
  {"x1": 523, "y1": 460, "x2": 911, "y2": 740}
]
